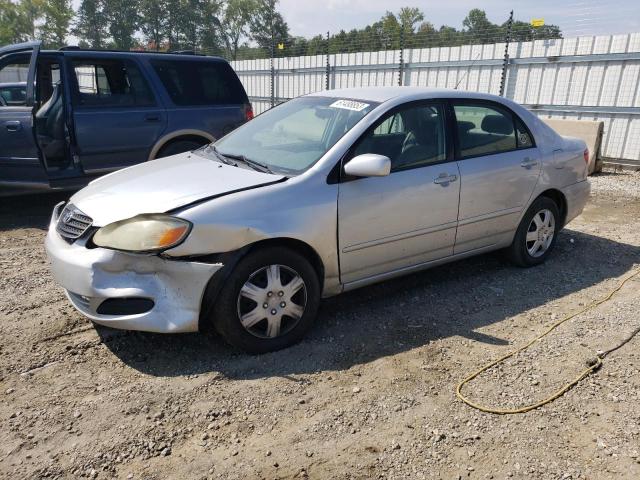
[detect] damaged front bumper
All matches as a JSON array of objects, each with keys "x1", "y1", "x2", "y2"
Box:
[{"x1": 44, "y1": 216, "x2": 222, "y2": 333}]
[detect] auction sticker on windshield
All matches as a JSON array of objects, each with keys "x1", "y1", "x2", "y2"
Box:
[{"x1": 330, "y1": 99, "x2": 370, "y2": 111}]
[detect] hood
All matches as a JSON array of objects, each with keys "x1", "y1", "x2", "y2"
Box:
[{"x1": 70, "y1": 152, "x2": 285, "y2": 226}]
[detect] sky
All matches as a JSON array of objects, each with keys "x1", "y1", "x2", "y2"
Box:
[{"x1": 278, "y1": 0, "x2": 640, "y2": 38}]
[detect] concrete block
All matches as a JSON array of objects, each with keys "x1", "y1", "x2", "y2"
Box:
[{"x1": 542, "y1": 118, "x2": 604, "y2": 174}]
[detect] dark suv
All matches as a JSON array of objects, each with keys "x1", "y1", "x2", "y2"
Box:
[{"x1": 0, "y1": 42, "x2": 252, "y2": 195}]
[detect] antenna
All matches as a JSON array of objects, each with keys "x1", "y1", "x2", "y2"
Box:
[{"x1": 455, "y1": 50, "x2": 482, "y2": 90}]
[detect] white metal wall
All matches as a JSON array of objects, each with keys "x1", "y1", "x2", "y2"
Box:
[{"x1": 231, "y1": 33, "x2": 640, "y2": 161}]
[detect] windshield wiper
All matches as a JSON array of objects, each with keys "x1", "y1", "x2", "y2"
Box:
[
  {"x1": 218, "y1": 151, "x2": 274, "y2": 174},
  {"x1": 205, "y1": 145, "x2": 236, "y2": 166}
]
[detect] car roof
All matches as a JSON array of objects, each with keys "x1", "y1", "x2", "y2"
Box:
[{"x1": 309, "y1": 86, "x2": 506, "y2": 104}]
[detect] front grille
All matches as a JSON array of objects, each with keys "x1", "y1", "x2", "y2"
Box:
[{"x1": 56, "y1": 204, "x2": 93, "y2": 240}]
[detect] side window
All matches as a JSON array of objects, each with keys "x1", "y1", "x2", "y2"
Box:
[
  {"x1": 0, "y1": 55, "x2": 29, "y2": 106},
  {"x1": 150, "y1": 59, "x2": 246, "y2": 106},
  {"x1": 515, "y1": 117, "x2": 534, "y2": 149},
  {"x1": 71, "y1": 59, "x2": 155, "y2": 107},
  {"x1": 353, "y1": 103, "x2": 447, "y2": 172},
  {"x1": 454, "y1": 103, "x2": 517, "y2": 158}
]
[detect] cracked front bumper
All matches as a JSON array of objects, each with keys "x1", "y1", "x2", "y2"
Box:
[{"x1": 44, "y1": 219, "x2": 222, "y2": 333}]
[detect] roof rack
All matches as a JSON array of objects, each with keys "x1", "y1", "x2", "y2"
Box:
[{"x1": 57, "y1": 46, "x2": 210, "y2": 57}]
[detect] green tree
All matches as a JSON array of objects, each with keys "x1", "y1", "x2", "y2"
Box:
[
  {"x1": 0, "y1": 0, "x2": 23, "y2": 44},
  {"x1": 398, "y1": 6, "x2": 424, "y2": 32},
  {"x1": 219, "y1": 0, "x2": 254, "y2": 59},
  {"x1": 462, "y1": 8, "x2": 500, "y2": 44},
  {"x1": 18, "y1": 0, "x2": 45, "y2": 40},
  {"x1": 40, "y1": 0, "x2": 74, "y2": 47},
  {"x1": 103, "y1": 0, "x2": 139, "y2": 50},
  {"x1": 250, "y1": 0, "x2": 289, "y2": 52},
  {"x1": 73, "y1": 0, "x2": 107, "y2": 48},
  {"x1": 139, "y1": 0, "x2": 166, "y2": 50},
  {"x1": 200, "y1": 0, "x2": 225, "y2": 54}
]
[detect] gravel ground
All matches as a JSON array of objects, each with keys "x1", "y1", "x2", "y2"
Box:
[{"x1": 1, "y1": 171, "x2": 640, "y2": 479}]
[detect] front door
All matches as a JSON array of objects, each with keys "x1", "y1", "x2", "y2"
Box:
[
  {"x1": 452, "y1": 101, "x2": 541, "y2": 254},
  {"x1": 67, "y1": 55, "x2": 167, "y2": 173},
  {"x1": 0, "y1": 42, "x2": 44, "y2": 187},
  {"x1": 338, "y1": 101, "x2": 460, "y2": 285}
]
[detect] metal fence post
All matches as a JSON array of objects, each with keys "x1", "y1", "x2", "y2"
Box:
[
  {"x1": 499, "y1": 10, "x2": 513, "y2": 97},
  {"x1": 325, "y1": 31, "x2": 330, "y2": 90},
  {"x1": 269, "y1": 0, "x2": 275, "y2": 108},
  {"x1": 398, "y1": 28, "x2": 405, "y2": 86}
]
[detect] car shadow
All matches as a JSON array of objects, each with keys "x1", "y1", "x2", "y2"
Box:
[
  {"x1": 96, "y1": 228, "x2": 640, "y2": 379},
  {"x1": 0, "y1": 192, "x2": 70, "y2": 231}
]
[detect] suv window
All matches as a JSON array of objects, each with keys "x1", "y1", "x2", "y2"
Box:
[
  {"x1": 353, "y1": 103, "x2": 447, "y2": 172},
  {"x1": 71, "y1": 58, "x2": 155, "y2": 107},
  {"x1": 453, "y1": 103, "x2": 520, "y2": 158},
  {"x1": 0, "y1": 55, "x2": 29, "y2": 106},
  {"x1": 150, "y1": 59, "x2": 246, "y2": 106}
]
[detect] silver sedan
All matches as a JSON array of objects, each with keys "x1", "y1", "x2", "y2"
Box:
[{"x1": 45, "y1": 87, "x2": 590, "y2": 353}]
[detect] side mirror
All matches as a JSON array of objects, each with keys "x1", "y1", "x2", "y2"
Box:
[{"x1": 344, "y1": 153, "x2": 391, "y2": 178}]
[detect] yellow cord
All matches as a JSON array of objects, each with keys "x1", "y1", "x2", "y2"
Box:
[{"x1": 456, "y1": 268, "x2": 640, "y2": 414}]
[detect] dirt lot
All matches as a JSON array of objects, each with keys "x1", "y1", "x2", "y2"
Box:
[{"x1": 1, "y1": 171, "x2": 640, "y2": 480}]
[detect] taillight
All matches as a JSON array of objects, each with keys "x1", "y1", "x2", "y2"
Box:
[
  {"x1": 583, "y1": 148, "x2": 589, "y2": 164},
  {"x1": 244, "y1": 103, "x2": 254, "y2": 121}
]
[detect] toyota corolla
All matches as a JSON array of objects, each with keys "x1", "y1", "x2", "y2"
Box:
[{"x1": 45, "y1": 87, "x2": 590, "y2": 353}]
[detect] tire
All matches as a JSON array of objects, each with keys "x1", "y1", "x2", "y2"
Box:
[
  {"x1": 508, "y1": 196, "x2": 560, "y2": 267},
  {"x1": 210, "y1": 247, "x2": 321, "y2": 354},
  {"x1": 156, "y1": 139, "x2": 208, "y2": 159}
]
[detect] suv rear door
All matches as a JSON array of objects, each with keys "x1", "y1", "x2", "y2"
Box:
[
  {"x1": 0, "y1": 42, "x2": 44, "y2": 187},
  {"x1": 66, "y1": 54, "x2": 167, "y2": 173}
]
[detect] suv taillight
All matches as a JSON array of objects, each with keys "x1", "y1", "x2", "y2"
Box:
[
  {"x1": 583, "y1": 148, "x2": 589, "y2": 164},
  {"x1": 244, "y1": 103, "x2": 254, "y2": 121}
]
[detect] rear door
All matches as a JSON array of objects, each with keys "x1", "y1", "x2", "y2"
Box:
[
  {"x1": 452, "y1": 100, "x2": 541, "y2": 254},
  {"x1": 0, "y1": 42, "x2": 44, "y2": 185},
  {"x1": 67, "y1": 55, "x2": 167, "y2": 173}
]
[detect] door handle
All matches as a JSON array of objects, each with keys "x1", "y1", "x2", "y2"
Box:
[
  {"x1": 433, "y1": 173, "x2": 458, "y2": 185},
  {"x1": 520, "y1": 158, "x2": 538, "y2": 169},
  {"x1": 5, "y1": 121, "x2": 22, "y2": 132},
  {"x1": 144, "y1": 114, "x2": 161, "y2": 122}
]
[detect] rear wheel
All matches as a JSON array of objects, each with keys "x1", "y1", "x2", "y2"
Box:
[
  {"x1": 210, "y1": 247, "x2": 320, "y2": 353},
  {"x1": 508, "y1": 197, "x2": 560, "y2": 267},
  {"x1": 156, "y1": 139, "x2": 208, "y2": 159}
]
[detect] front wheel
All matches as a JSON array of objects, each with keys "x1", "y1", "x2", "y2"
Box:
[
  {"x1": 210, "y1": 247, "x2": 321, "y2": 353},
  {"x1": 508, "y1": 197, "x2": 560, "y2": 267}
]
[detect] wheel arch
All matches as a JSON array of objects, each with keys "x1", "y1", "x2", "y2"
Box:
[
  {"x1": 148, "y1": 129, "x2": 215, "y2": 160},
  {"x1": 537, "y1": 188, "x2": 568, "y2": 227},
  {"x1": 197, "y1": 237, "x2": 325, "y2": 332}
]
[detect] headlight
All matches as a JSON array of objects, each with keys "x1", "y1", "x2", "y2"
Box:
[{"x1": 93, "y1": 214, "x2": 191, "y2": 253}]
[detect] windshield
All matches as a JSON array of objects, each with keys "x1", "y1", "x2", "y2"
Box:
[{"x1": 208, "y1": 96, "x2": 378, "y2": 174}]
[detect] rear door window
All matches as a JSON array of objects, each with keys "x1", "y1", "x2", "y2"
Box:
[
  {"x1": 70, "y1": 58, "x2": 155, "y2": 107},
  {"x1": 150, "y1": 59, "x2": 247, "y2": 106},
  {"x1": 453, "y1": 103, "x2": 518, "y2": 158}
]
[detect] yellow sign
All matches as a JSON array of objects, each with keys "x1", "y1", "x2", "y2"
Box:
[
  {"x1": 531, "y1": 18, "x2": 545, "y2": 27},
  {"x1": 277, "y1": 43, "x2": 284, "y2": 50}
]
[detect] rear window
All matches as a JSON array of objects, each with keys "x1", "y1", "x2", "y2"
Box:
[{"x1": 150, "y1": 59, "x2": 247, "y2": 106}]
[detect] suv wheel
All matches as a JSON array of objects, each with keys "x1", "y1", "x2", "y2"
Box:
[
  {"x1": 210, "y1": 247, "x2": 321, "y2": 353},
  {"x1": 508, "y1": 196, "x2": 560, "y2": 267}
]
